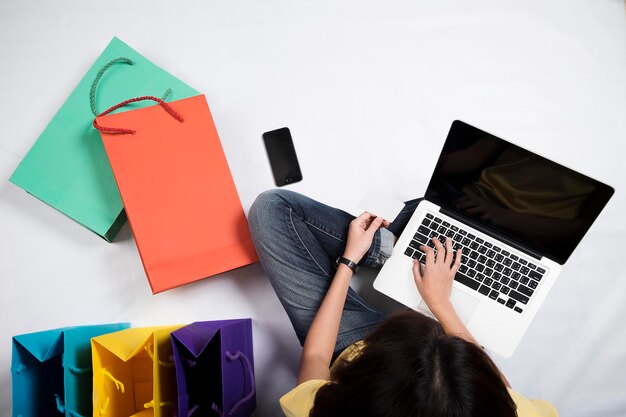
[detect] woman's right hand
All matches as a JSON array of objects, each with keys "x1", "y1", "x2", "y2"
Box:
[
  {"x1": 412, "y1": 238, "x2": 462, "y2": 314},
  {"x1": 413, "y1": 238, "x2": 510, "y2": 387}
]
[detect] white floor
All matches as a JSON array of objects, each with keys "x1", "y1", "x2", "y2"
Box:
[{"x1": 1, "y1": 1, "x2": 625, "y2": 416}]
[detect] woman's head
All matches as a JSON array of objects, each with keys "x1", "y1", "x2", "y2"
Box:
[{"x1": 310, "y1": 310, "x2": 516, "y2": 417}]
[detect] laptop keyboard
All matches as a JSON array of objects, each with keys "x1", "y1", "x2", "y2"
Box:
[{"x1": 403, "y1": 213, "x2": 547, "y2": 314}]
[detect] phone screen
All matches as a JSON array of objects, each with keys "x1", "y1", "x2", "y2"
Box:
[{"x1": 262, "y1": 127, "x2": 303, "y2": 186}]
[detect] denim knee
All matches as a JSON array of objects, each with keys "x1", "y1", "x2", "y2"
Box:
[
  {"x1": 248, "y1": 189, "x2": 294, "y2": 237},
  {"x1": 249, "y1": 190, "x2": 278, "y2": 231}
]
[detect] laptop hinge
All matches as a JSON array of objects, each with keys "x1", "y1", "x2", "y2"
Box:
[{"x1": 439, "y1": 207, "x2": 543, "y2": 261}]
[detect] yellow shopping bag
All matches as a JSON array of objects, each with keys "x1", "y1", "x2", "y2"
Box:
[{"x1": 91, "y1": 325, "x2": 183, "y2": 417}]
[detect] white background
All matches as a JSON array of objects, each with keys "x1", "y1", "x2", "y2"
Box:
[{"x1": 1, "y1": 1, "x2": 625, "y2": 416}]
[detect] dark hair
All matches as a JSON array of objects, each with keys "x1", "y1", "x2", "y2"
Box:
[{"x1": 310, "y1": 310, "x2": 516, "y2": 417}]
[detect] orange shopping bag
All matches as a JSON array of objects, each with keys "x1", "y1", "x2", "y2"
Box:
[{"x1": 94, "y1": 94, "x2": 258, "y2": 293}]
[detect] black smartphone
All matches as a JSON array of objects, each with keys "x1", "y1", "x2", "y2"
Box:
[{"x1": 262, "y1": 127, "x2": 303, "y2": 186}]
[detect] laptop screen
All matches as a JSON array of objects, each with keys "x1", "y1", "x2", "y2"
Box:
[{"x1": 425, "y1": 120, "x2": 614, "y2": 264}]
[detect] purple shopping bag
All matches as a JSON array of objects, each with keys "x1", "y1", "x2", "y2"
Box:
[{"x1": 170, "y1": 319, "x2": 255, "y2": 417}]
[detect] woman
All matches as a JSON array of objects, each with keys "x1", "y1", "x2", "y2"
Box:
[{"x1": 248, "y1": 189, "x2": 558, "y2": 417}]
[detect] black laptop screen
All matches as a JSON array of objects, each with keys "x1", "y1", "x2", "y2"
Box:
[{"x1": 425, "y1": 120, "x2": 614, "y2": 264}]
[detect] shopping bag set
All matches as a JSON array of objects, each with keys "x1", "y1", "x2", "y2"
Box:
[
  {"x1": 9, "y1": 37, "x2": 259, "y2": 415},
  {"x1": 12, "y1": 319, "x2": 254, "y2": 417}
]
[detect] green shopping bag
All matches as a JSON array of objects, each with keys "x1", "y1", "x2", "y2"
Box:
[{"x1": 9, "y1": 37, "x2": 198, "y2": 241}]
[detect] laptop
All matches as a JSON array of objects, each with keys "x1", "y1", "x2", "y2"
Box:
[{"x1": 373, "y1": 120, "x2": 614, "y2": 357}]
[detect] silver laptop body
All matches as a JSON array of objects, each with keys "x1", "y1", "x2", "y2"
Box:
[{"x1": 373, "y1": 120, "x2": 614, "y2": 357}]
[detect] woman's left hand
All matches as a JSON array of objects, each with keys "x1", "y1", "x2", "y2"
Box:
[{"x1": 343, "y1": 212, "x2": 389, "y2": 264}]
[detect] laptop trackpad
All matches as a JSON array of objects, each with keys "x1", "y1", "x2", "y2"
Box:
[{"x1": 417, "y1": 288, "x2": 480, "y2": 325}]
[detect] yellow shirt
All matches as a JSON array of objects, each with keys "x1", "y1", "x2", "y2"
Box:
[{"x1": 280, "y1": 342, "x2": 558, "y2": 417}]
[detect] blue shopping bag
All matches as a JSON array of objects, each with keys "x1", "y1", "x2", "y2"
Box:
[{"x1": 11, "y1": 323, "x2": 129, "y2": 417}]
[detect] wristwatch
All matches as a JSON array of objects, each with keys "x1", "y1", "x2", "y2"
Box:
[{"x1": 336, "y1": 256, "x2": 359, "y2": 273}]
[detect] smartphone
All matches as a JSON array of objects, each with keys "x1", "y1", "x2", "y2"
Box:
[{"x1": 262, "y1": 127, "x2": 303, "y2": 186}]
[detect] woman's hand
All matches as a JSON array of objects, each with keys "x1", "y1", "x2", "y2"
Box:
[
  {"x1": 412, "y1": 238, "x2": 461, "y2": 314},
  {"x1": 343, "y1": 212, "x2": 389, "y2": 264}
]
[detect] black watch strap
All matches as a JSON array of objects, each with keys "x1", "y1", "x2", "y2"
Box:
[{"x1": 336, "y1": 256, "x2": 359, "y2": 273}]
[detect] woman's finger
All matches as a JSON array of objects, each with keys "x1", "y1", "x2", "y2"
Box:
[
  {"x1": 365, "y1": 216, "x2": 384, "y2": 236},
  {"x1": 421, "y1": 245, "x2": 435, "y2": 266},
  {"x1": 433, "y1": 238, "x2": 444, "y2": 263},
  {"x1": 412, "y1": 259, "x2": 423, "y2": 282},
  {"x1": 444, "y1": 239, "x2": 454, "y2": 265},
  {"x1": 451, "y1": 248, "x2": 462, "y2": 273},
  {"x1": 354, "y1": 212, "x2": 374, "y2": 223}
]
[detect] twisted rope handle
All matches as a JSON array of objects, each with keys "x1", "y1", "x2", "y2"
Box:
[
  {"x1": 89, "y1": 56, "x2": 171, "y2": 117},
  {"x1": 63, "y1": 353, "x2": 91, "y2": 374},
  {"x1": 55, "y1": 394, "x2": 65, "y2": 414},
  {"x1": 93, "y1": 96, "x2": 184, "y2": 135},
  {"x1": 211, "y1": 351, "x2": 255, "y2": 416},
  {"x1": 144, "y1": 342, "x2": 175, "y2": 367},
  {"x1": 101, "y1": 368, "x2": 125, "y2": 393},
  {"x1": 98, "y1": 397, "x2": 110, "y2": 416},
  {"x1": 12, "y1": 363, "x2": 27, "y2": 374},
  {"x1": 90, "y1": 57, "x2": 134, "y2": 116},
  {"x1": 55, "y1": 394, "x2": 88, "y2": 417},
  {"x1": 98, "y1": 368, "x2": 125, "y2": 416},
  {"x1": 143, "y1": 399, "x2": 175, "y2": 409},
  {"x1": 181, "y1": 356, "x2": 197, "y2": 367}
]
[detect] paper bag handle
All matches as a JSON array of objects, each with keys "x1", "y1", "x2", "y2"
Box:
[
  {"x1": 93, "y1": 96, "x2": 184, "y2": 135},
  {"x1": 55, "y1": 394, "x2": 87, "y2": 417},
  {"x1": 11, "y1": 363, "x2": 27, "y2": 374},
  {"x1": 101, "y1": 368, "x2": 125, "y2": 393},
  {"x1": 211, "y1": 350, "x2": 255, "y2": 416},
  {"x1": 89, "y1": 56, "x2": 172, "y2": 116},
  {"x1": 143, "y1": 399, "x2": 175, "y2": 409},
  {"x1": 98, "y1": 368, "x2": 125, "y2": 416},
  {"x1": 62, "y1": 353, "x2": 92, "y2": 374},
  {"x1": 90, "y1": 57, "x2": 134, "y2": 116},
  {"x1": 144, "y1": 342, "x2": 175, "y2": 367}
]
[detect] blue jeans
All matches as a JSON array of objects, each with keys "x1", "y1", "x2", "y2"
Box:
[{"x1": 248, "y1": 189, "x2": 420, "y2": 356}]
